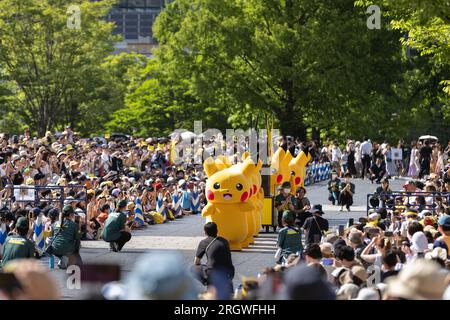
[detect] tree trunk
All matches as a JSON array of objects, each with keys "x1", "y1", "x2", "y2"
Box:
[
  {"x1": 38, "y1": 104, "x2": 47, "y2": 137},
  {"x1": 312, "y1": 127, "x2": 321, "y2": 144},
  {"x1": 276, "y1": 108, "x2": 306, "y2": 140}
]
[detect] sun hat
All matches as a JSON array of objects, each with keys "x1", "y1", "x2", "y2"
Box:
[
  {"x1": 336, "y1": 283, "x2": 360, "y2": 300},
  {"x1": 386, "y1": 259, "x2": 448, "y2": 300}
]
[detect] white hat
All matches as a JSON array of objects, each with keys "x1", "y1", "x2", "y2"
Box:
[
  {"x1": 178, "y1": 179, "x2": 186, "y2": 187},
  {"x1": 411, "y1": 231, "x2": 428, "y2": 253},
  {"x1": 425, "y1": 247, "x2": 448, "y2": 261},
  {"x1": 419, "y1": 210, "x2": 432, "y2": 219},
  {"x1": 368, "y1": 212, "x2": 378, "y2": 221},
  {"x1": 337, "y1": 283, "x2": 359, "y2": 300},
  {"x1": 386, "y1": 259, "x2": 448, "y2": 300},
  {"x1": 353, "y1": 287, "x2": 380, "y2": 300}
]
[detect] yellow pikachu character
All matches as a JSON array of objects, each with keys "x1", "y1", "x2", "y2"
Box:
[
  {"x1": 288, "y1": 149, "x2": 311, "y2": 194},
  {"x1": 202, "y1": 158, "x2": 254, "y2": 251},
  {"x1": 241, "y1": 152, "x2": 264, "y2": 237},
  {"x1": 269, "y1": 147, "x2": 293, "y2": 195}
]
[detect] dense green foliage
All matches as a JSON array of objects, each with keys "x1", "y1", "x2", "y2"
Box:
[{"x1": 0, "y1": 0, "x2": 449, "y2": 142}]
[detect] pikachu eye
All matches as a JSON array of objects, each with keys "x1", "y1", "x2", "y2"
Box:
[
  {"x1": 213, "y1": 182, "x2": 220, "y2": 189},
  {"x1": 271, "y1": 168, "x2": 277, "y2": 174},
  {"x1": 235, "y1": 183, "x2": 243, "y2": 191},
  {"x1": 291, "y1": 171, "x2": 296, "y2": 176}
]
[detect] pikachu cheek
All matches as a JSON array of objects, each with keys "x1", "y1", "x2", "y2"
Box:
[
  {"x1": 276, "y1": 174, "x2": 283, "y2": 183},
  {"x1": 240, "y1": 191, "x2": 249, "y2": 202},
  {"x1": 206, "y1": 190, "x2": 215, "y2": 201},
  {"x1": 295, "y1": 177, "x2": 301, "y2": 185}
]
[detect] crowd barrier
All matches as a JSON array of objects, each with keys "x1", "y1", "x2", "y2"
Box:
[
  {"x1": 366, "y1": 191, "x2": 449, "y2": 215},
  {"x1": 1, "y1": 185, "x2": 88, "y2": 252},
  {"x1": 304, "y1": 162, "x2": 332, "y2": 186}
]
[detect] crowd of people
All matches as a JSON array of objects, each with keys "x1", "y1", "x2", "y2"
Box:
[
  {"x1": 318, "y1": 137, "x2": 450, "y2": 180},
  {"x1": 0, "y1": 129, "x2": 449, "y2": 300}
]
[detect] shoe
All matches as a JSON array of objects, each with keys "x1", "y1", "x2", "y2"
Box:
[
  {"x1": 110, "y1": 242, "x2": 119, "y2": 252},
  {"x1": 347, "y1": 207, "x2": 351, "y2": 212},
  {"x1": 339, "y1": 207, "x2": 344, "y2": 212}
]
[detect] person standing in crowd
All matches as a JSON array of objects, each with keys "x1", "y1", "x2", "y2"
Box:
[
  {"x1": 330, "y1": 141, "x2": 342, "y2": 177},
  {"x1": 354, "y1": 141, "x2": 362, "y2": 178},
  {"x1": 50, "y1": 205, "x2": 82, "y2": 269},
  {"x1": 383, "y1": 143, "x2": 396, "y2": 178},
  {"x1": 276, "y1": 211, "x2": 303, "y2": 264},
  {"x1": 302, "y1": 204, "x2": 329, "y2": 245},
  {"x1": 192, "y1": 222, "x2": 234, "y2": 296},
  {"x1": 397, "y1": 139, "x2": 411, "y2": 176},
  {"x1": 327, "y1": 170, "x2": 341, "y2": 205},
  {"x1": 435, "y1": 144, "x2": 445, "y2": 174},
  {"x1": 101, "y1": 200, "x2": 132, "y2": 252},
  {"x1": 339, "y1": 173, "x2": 355, "y2": 212},
  {"x1": 408, "y1": 141, "x2": 420, "y2": 178},
  {"x1": 433, "y1": 215, "x2": 450, "y2": 258},
  {"x1": 369, "y1": 157, "x2": 386, "y2": 184},
  {"x1": 346, "y1": 140, "x2": 356, "y2": 177},
  {"x1": 360, "y1": 137, "x2": 372, "y2": 179},
  {"x1": 275, "y1": 181, "x2": 297, "y2": 229},
  {"x1": 1, "y1": 217, "x2": 35, "y2": 267},
  {"x1": 320, "y1": 142, "x2": 330, "y2": 163},
  {"x1": 418, "y1": 140, "x2": 433, "y2": 179},
  {"x1": 293, "y1": 186, "x2": 311, "y2": 228}
]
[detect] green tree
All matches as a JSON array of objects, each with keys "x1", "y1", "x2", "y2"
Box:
[
  {"x1": 0, "y1": 0, "x2": 118, "y2": 136},
  {"x1": 152, "y1": 0, "x2": 406, "y2": 139}
]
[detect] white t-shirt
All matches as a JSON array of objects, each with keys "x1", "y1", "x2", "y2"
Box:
[
  {"x1": 331, "y1": 147, "x2": 342, "y2": 162},
  {"x1": 360, "y1": 141, "x2": 372, "y2": 156}
]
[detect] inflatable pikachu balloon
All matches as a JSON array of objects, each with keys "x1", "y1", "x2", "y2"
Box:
[
  {"x1": 202, "y1": 157, "x2": 255, "y2": 251},
  {"x1": 288, "y1": 148, "x2": 311, "y2": 194},
  {"x1": 269, "y1": 147, "x2": 293, "y2": 195}
]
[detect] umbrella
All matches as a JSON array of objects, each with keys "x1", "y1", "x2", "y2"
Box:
[{"x1": 418, "y1": 135, "x2": 438, "y2": 141}]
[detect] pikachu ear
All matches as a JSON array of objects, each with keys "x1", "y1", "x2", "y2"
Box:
[
  {"x1": 256, "y1": 159, "x2": 262, "y2": 172},
  {"x1": 241, "y1": 151, "x2": 250, "y2": 161},
  {"x1": 284, "y1": 150, "x2": 293, "y2": 166},
  {"x1": 217, "y1": 155, "x2": 232, "y2": 168},
  {"x1": 204, "y1": 157, "x2": 219, "y2": 177},
  {"x1": 241, "y1": 158, "x2": 255, "y2": 177}
]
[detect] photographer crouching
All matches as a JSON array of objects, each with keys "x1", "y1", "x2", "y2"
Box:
[
  {"x1": 49, "y1": 205, "x2": 83, "y2": 269},
  {"x1": 1, "y1": 217, "x2": 36, "y2": 267}
]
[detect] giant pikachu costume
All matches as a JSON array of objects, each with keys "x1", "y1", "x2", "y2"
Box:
[
  {"x1": 202, "y1": 157, "x2": 257, "y2": 251},
  {"x1": 288, "y1": 147, "x2": 311, "y2": 194},
  {"x1": 269, "y1": 147, "x2": 293, "y2": 195}
]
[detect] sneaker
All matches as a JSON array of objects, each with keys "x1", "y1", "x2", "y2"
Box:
[
  {"x1": 339, "y1": 207, "x2": 344, "y2": 212},
  {"x1": 110, "y1": 242, "x2": 119, "y2": 252}
]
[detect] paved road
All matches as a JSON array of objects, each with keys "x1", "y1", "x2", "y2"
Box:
[{"x1": 47, "y1": 177, "x2": 405, "y2": 299}]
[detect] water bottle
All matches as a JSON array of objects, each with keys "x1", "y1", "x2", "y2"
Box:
[{"x1": 49, "y1": 254, "x2": 54, "y2": 270}]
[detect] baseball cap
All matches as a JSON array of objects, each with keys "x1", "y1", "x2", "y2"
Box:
[
  {"x1": 16, "y1": 217, "x2": 29, "y2": 229},
  {"x1": 62, "y1": 205, "x2": 75, "y2": 216},
  {"x1": 117, "y1": 199, "x2": 128, "y2": 209},
  {"x1": 438, "y1": 215, "x2": 450, "y2": 228}
]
